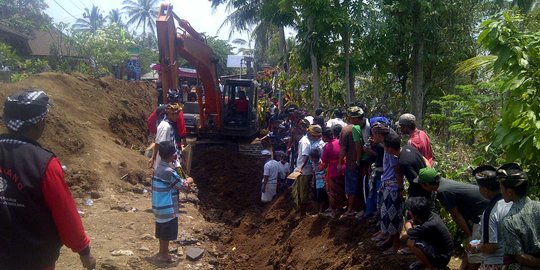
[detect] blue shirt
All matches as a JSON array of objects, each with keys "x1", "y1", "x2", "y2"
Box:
[
  {"x1": 152, "y1": 160, "x2": 188, "y2": 223},
  {"x1": 381, "y1": 152, "x2": 399, "y2": 190}
]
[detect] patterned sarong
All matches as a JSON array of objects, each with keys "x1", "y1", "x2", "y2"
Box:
[{"x1": 380, "y1": 189, "x2": 403, "y2": 235}]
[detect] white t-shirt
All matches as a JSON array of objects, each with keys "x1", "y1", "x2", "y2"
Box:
[
  {"x1": 261, "y1": 159, "x2": 281, "y2": 202},
  {"x1": 326, "y1": 118, "x2": 347, "y2": 129},
  {"x1": 480, "y1": 199, "x2": 513, "y2": 265},
  {"x1": 263, "y1": 159, "x2": 281, "y2": 184},
  {"x1": 295, "y1": 136, "x2": 324, "y2": 175},
  {"x1": 154, "y1": 120, "x2": 178, "y2": 170}
]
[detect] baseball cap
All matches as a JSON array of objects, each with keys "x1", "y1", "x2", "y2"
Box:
[{"x1": 414, "y1": 167, "x2": 441, "y2": 184}]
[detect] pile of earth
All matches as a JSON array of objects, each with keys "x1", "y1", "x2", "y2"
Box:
[
  {"x1": 0, "y1": 72, "x2": 156, "y2": 198},
  {"x1": 190, "y1": 144, "x2": 417, "y2": 269}
]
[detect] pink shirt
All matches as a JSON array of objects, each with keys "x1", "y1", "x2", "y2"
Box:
[
  {"x1": 409, "y1": 128, "x2": 434, "y2": 166},
  {"x1": 321, "y1": 138, "x2": 344, "y2": 178}
]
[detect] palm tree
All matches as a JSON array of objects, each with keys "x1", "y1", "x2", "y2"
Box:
[
  {"x1": 107, "y1": 8, "x2": 124, "y2": 27},
  {"x1": 73, "y1": 5, "x2": 105, "y2": 33},
  {"x1": 122, "y1": 0, "x2": 159, "y2": 35}
]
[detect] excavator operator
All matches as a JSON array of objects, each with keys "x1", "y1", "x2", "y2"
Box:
[{"x1": 233, "y1": 90, "x2": 248, "y2": 117}]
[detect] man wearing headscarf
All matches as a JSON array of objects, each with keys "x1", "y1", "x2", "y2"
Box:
[
  {"x1": 499, "y1": 163, "x2": 540, "y2": 270},
  {"x1": 0, "y1": 90, "x2": 96, "y2": 270}
]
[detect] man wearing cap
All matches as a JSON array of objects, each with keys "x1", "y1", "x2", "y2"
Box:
[
  {"x1": 149, "y1": 103, "x2": 182, "y2": 170},
  {"x1": 292, "y1": 124, "x2": 324, "y2": 216},
  {"x1": 498, "y1": 163, "x2": 540, "y2": 270},
  {"x1": 338, "y1": 106, "x2": 365, "y2": 216},
  {"x1": 470, "y1": 165, "x2": 512, "y2": 269},
  {"x1": 399, "y1": 113, "x2": 434, "y2": 166},
  {"x1": 261, "y1": 149, "x2": 281, "y2": 202},
  {"x1": 417, "y1": 167, "x2": 488, "y2": 270},
  {"x1": 0, "y1": 90, "x2": 95, "y2": 269}
]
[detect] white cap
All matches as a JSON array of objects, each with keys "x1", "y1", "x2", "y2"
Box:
[{"x1": 261, "y1": 149, "x2": 272, "y2": 156}]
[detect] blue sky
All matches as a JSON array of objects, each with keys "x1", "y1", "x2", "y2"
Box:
[{"x1": 45, "y1": 0, "x2": 245, "y2": 41}]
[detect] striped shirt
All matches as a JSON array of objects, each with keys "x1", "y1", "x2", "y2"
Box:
[{"x1": 152, "y1": 160, "x2": 189, "y2": 223}]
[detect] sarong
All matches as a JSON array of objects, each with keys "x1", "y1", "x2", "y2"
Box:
[
  {"x1": 380, "y1": 188, "x2": 403, "y2": 235},
  {"x1": 292, "y1": 174, "x2": 312, "y2": 207},
  {"x1": 327, "y1": 175, "x2": 347, "y2": 209}
]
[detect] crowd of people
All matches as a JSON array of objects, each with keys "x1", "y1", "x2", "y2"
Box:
[
  {"x1": 1, "y1": 89, "x2": 539, "y2": 270},
  {"x1": 260, "y1": 103, "x2": 540, "y2": 270}
]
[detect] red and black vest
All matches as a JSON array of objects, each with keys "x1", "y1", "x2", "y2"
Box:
[{"x1": 0, "y1": 134, "x2": 62, "y2": 270}]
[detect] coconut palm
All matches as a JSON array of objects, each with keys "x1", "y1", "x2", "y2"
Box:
[
  {"x1": 73, "y1": 5, "x2": 105, "y2": 33},
  {"x1": 122, "y1": 0, "x2": 159, "y2": 35},
  {"x1": 107, "y1": 8, "x2": 125, "y2": 27}
]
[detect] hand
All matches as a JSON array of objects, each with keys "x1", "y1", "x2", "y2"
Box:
[
  {"x1": 80, "y1": 253, "x2": 96, "y2": 270},
  {"x1": 185, "y1": 177, "x2": 194, "y2": 185},
  {"x1": 148, "y1": 158, "x2": 155, "y2": 169}
]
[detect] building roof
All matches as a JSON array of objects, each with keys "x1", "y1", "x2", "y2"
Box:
[{"x1": 0, "y1": 24, "x2": 77, "y2": 57}]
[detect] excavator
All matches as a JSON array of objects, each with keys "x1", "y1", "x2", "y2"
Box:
[{"x1": 156, "y1": 3, "x2": 259, "y2": 139}]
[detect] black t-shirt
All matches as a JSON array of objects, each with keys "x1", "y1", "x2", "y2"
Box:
[
  {"x1": 437, "y1": 179, "x2": 489, "y2": 224},
  {"x1": 399, "y1": 145, "x2": 430, "y2": 198},
  {"x1": 407, "y1": 213, "x2": 454, "y2": 256}
]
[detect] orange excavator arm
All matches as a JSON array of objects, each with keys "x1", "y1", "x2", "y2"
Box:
[{"x1": 156, "y1": 3, "x2": 222, "y2": 130}]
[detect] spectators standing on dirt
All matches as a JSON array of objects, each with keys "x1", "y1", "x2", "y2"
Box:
[
  {"x1": 498, "y1": 163, "x2": 540, "y2": 270},
  {"x1": 405, "y1": 197, "x2": 454, "y2": 270},
  {"x1": 149, "y1": 103, "x2": 182, "y2": 170},
  {"x1": 152, "y1": 141, "x2": 192, "y2": 263},
  {"x1": 261, "y1": 149, "x2": 281, "y2": 203},
  {"x1": 471, "y1": 165, "x2": 512, "y2": 269},
  {"x1": 321, "y1": 125, "x2": 346, "y2": 219},
  {"x1": 338, "y1": 106, "x2": 364, "y2": 217},
  {"x1": 0, "y1": 90, "x2": 96, "y2": 270},
  {"x1": 398, "y1": 113, "x2": 434, "y2": 166},
  {"x1": 292, "y1": 125, "x2": 324, "y2": 217},
  {"x1": 417, "y1": 167, "x2": 489, "y2": 270}
]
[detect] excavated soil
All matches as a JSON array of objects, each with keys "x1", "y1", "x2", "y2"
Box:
[{"x1": 0, "y1": 73, "x2": 461, "y2": 269}]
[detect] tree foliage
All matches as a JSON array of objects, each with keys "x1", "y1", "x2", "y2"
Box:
[
  {"x1": 73, "y1": 5, "x2": 106, "y2": 34},
  {"x1": 122, "y1": 0, "x2": 159, "y2": 35},
  {"x1": 0, "y1": 0, "x2": 51, "y2": 36},
  {"x1": 476, "y1": 11, "x2": 540, "y2": 186}
]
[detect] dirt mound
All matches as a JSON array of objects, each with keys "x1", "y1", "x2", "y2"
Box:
[
  {"x1": 221, "y1": 191, "x2": 415, "y2": 270},
  {"x1": 0, "y1": 72, "x2": 156, "y2": 198}
]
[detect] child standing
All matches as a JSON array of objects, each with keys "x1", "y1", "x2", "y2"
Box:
[
  {"x1": 310, "y1": 148, "x2": 328, "y2": 215},
  {"x1": 152, "y1": 141, "x2": 193, "y2": 263}
]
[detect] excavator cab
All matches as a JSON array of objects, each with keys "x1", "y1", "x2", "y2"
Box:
[{"x1": 221, "y1": 79, "x2": 259, "y2": 137}]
